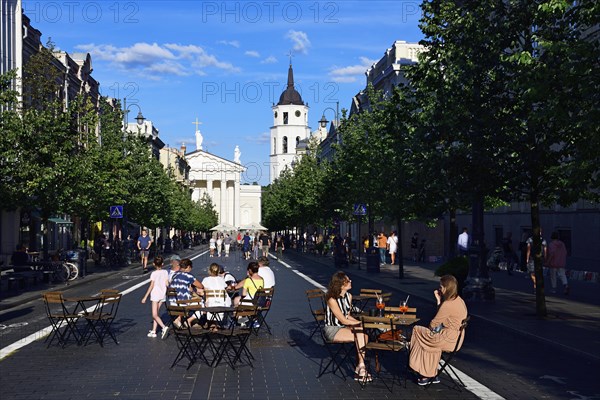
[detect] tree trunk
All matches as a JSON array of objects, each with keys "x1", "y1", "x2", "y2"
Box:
[
  {"x1": 530, "y1": 194, "x2": 547, "y2": 317},
  {"x1": 397, "y1": 216, "x2": 404, "y2": 279},
  {"x1": 449, "y1": 207, "x2": 457, "y2": 259}
]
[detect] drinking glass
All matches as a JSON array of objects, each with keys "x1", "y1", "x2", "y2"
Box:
[
  {"x1": 375, "y1": 298, "x2": 385, "y2": 317},
  {"x1": 400, "y1": 301, "x2": 408, "y2": 315}
]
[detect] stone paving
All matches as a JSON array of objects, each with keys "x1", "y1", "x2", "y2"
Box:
[{"x1": 1, "y1": 246, "x2": 599, "y2": 399}]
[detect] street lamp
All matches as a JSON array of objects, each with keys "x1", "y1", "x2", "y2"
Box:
[
  {"x1": 123, "y1": 98, "x2": 146, "y2": 128},
  {"x1": 319, "y1": 102, "x2": 339, "y2": 130}
]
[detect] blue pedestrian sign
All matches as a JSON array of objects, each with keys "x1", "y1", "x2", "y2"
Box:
[
  {"x1": 353, "y1": 203, "x2": 367, "y2": 216},
  {"x1": 110, "y1": 205, "x2": 124, "y2": 219}
]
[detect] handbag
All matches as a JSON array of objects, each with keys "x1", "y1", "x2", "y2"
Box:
[{"x1": 377, "y1": 329, "x2": 403, "y2": 341}]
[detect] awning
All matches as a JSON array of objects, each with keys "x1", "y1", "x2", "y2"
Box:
[{"x1": 48, "y1": 217, "x2": 73, "y2": 225}]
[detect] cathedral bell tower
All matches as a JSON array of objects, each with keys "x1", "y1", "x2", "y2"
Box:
[{"x1": 269, "y1": 63, "x2": 311, "y2": 183}]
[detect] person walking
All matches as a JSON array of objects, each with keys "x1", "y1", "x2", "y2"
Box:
[
  {"x1": 411, "y1": 232, "x2": 419, "y2": 261},
  {"x1": 275, "y1": 234, "x2": 285, "y2": 259},
  {"x1": 223, "y1": 234, "x2": 232, "y2": 257},
  {"x1": 259, "y1": 231, "x2": 271, "y2": 257},
  {"x1": 387, "y1": 231, "x2": 398, "y2": 265},
  {"x1": 216, "y1": 235, "x2": 223, "y2": 257},
  {"x1": 141, "y1": 255, "x2": 169, "y2": 339},
  {"x1": 377, "y1": 232, "x2": 387, "y2": 265},
  {"x1": 547, "y1": 231, "x2": 569, "y2": 295},
  {"x1": 526, "y1": 229, "x2": 548, "y2": 293},
  {"x1": 457, "y1": 227, "x2": 469, "y2": 256},
  {"x1": 137, "y1": 229, "x2": 153, "y2": 273}
]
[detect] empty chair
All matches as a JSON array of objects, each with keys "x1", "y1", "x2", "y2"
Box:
[{"x1": 42, "y1": 292, "x2": 82, "y2": 348}]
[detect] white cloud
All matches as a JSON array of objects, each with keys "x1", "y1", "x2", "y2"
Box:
[
  {"x1": 246, "y1": 132, "x2": 270, "y2": 144},
  {"x1": 245, "y1": 50, "x2": 260, "y2": 58},
  {"x1": 261, "y1": 56, "x2": 277, "y2": 64},
  {"x1": 329, "y1": 56, "x2": 376, "y2": 83},
  {"x1": 285, "y1": 30, "x2": 311, "y2": 55},
  {"x1": 75, "y1": 42, "x2": 240, "y2": 78},
  {"x1": 217, "y1": 40, "x2": 240, "y2": 48}
]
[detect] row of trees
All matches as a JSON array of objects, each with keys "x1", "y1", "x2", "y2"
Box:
[
  {"x1": 0, "y1": 44, "x2": 218, "y2": 258},
  {"x1": 262, "y1": 0, "x2": 599, "y2": 316}
]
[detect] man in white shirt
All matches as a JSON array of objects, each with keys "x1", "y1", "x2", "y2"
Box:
[
  {"x1": 257, "y1": 256, "x2": 275, "y2": 289},
  {"x1": 457, "y1": 227, "x2": 469, "y2": 256}
]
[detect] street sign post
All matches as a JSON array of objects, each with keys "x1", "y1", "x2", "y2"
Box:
[
  {"x1": 110, "y1": 205, "x2": 124, "y2": 219},
  {"x1": 353, "y1": 204, "x2": 367, "y2": 270}
]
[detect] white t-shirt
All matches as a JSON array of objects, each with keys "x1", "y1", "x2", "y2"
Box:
[
  {"x1": 458, "y1": 232, "x2": 469, "y2": 250},
  {"x1": 201, "y1": 276, "x2": 231, "y2": 307},
  {"x1": 387, "y1": 235, "x2": 398, "y2": 253},
  {"x1": 258, "y1": 266, "x2": 275, "y2": 289}
]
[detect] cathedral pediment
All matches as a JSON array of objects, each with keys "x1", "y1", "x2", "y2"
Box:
[{"x1": 186, "y1": 150, "x2": 245, "y2": 173}]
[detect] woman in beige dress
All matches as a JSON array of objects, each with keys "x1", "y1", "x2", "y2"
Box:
[{"x1": 409, "y1": 275, "x2": 468, "y2": 385}]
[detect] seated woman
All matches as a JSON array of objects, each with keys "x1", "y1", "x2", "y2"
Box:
[
  {"x1": 201, "y1": 263, "x2": 232, "y2": 307},
  {"x1": 233, "y1": 261, "x2": 263, "y2": 307},
  {"x1": 324, "y1": 271, "x2": 370, "y2": 382},
  {"x1": 409, "y1": 274, "x2": 468, "y2": 385}
]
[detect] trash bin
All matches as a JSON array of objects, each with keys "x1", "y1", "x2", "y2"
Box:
[
  {"x1": 66, "y1": 249, "x2": 86, "y2": 278},
  {"x1": 366, "y1": 247, "x2": 380, "y2": 273}
]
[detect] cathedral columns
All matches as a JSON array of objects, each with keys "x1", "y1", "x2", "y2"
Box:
[
  {"x1": 220, "y1": 178, "x2": 227, "y2": 224},
  {"x1": 234, "y1": 179, "x2": 240, "y2": 228}
]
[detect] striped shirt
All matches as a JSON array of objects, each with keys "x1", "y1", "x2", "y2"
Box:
[{"x1": 325, "y1": 292, "x2": 352, "y2": 327}]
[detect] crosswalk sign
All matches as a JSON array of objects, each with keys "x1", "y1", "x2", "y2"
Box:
[
  {"x1": 353, "y1": 203, "x2": 367, "y2": 216},
  {"x1": 110, "y1": 205, "x2": 124, "y2": 219}
]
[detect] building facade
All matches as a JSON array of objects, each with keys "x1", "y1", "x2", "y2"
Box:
[{"x1": 269, "y1": 63, "x2": 311, "y2": 183}]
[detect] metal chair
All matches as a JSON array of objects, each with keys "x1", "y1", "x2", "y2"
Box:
[
  {"x1": 211, "y1": 304, "x2": 258, "y2": 369},
  {"x1": 42, "y1": 292, "x2": 82, "y2": 348},
  {"x1": 83, "y1": 292, "x2": 122, "y2": 346},
  {"x1": 251, "y1": 287, "x2": 275, "y2": 335},
  {"x1": 358, "y1": 315, "x2": 408, "y2": 391},
  {"x1": 305, "y1": 289, "x2": 353, "y2": 380},
  {"x1": 425, "y1": 316, "x2": 470, "y2": 391}
]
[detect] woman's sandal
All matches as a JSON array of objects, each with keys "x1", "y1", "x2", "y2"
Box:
[{"x1": 353, "y1": 365, "x2": 373, "y2": 382}]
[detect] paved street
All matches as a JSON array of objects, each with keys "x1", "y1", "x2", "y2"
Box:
[{"x1": 1, "y1": 247, "x2": 599, "y2": 399}]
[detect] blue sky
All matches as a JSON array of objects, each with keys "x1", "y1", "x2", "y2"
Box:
[{"x1": 22, "y1": 0, "x2": 423, "y2": 185}]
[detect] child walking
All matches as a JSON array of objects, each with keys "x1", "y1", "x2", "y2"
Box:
[{"x1": 142, "y1": 255, "x2": 169, "y2": 339}]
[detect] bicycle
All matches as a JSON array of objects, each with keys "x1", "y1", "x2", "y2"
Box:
[{"x1": 44, "y1": 261, "x2": 78, "y2": 283}]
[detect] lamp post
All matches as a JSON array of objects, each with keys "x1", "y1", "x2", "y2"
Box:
[
  {"x1": 318, "y1": 101, "x2": 340, "y2": 131},
  {"x1": 120, "y1": 98, "x2": 146, "y2": 245}
]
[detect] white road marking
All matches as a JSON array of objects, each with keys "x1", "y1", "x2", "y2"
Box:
[{"x1": 0, "y1": 250, "x2": 209, "y2": 361}]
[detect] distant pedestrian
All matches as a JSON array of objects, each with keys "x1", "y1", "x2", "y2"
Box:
[
  {"x1": 518, "y1": 232, "x2": 529, "y2": 271},
  {"x1": 547, "y1": 231, "x2": 569, "y2": 295},
  {"x1": 501, "y1": 232, "x2": 518, "y2": 275},
  {"x1": 275, "y1": 234, "x2": 284, "y2": 259},
  {"x1": 377, "y1": 232, "x2": 387, "y2": 265},
  {"x1": 216, "y1": 235, "x2": 223, "y2": 257},
  {"x1": 242, "y1": 232, "x2": 252, "y2": 259},
  {"x1": 457, "y1": 228, "x2": 469, "y2": 256},
  {"x1": 223, "y1": 234, "x2": 232, "y2": 257},
  {"x1": 387, "y1": 231, "x2": 398, "y2": 265},
  {"x1": 526, "y1": 229, "x2": 547, "y2": 293},
  {"x1": 137, "y1": 229, "x2": 152, "y2": 273},
  {"x1": 141, "y1": 255, "x2": 169, "y2": 339},
  {"x1": 259, "y1": 231, "x2": 271, "y2": 257},
  {"x1": 209, "y1": 236, "x2": 216, "y2": 257},
  {"x1": 418, "y1": 239, "x2": 426, "y2": 262},
  {"x1": 411, "y1": 233, "x2": 419, "y2": 261}
]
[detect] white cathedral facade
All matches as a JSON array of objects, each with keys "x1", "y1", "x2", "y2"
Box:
[
  {"x1": 269, "y1": 63, "x2": 312, "y2": 183},
  {"x1": 186, "y1": 129, "x2": 261, "y2": 229}
]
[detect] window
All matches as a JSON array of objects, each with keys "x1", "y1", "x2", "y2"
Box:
[
  {"x1": 283, "y1": 112, "x2": 288, "y2": 125},
  {"x1": 273, "y1": 138, "x2": 277, "y2": 154},
  {"x1": 283, "y1": 136, "x2": 288, "y2": 153},
  {"x1": 295, "y1": 110, "x2": 301, "y2": 117}
]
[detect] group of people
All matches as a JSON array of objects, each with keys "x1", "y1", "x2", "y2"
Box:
[
  {"x1": 141, "y1": 254, "x2": 276, "y2": 339},
  {"x1": 324, "y1": 270, "x2": 467, "y2": 385},
  {"x1": 461, "y1": 227, "x2": 570, "y2": 295},
  {"x1": 374, "y1": 231, "x2": 399, "y2": 266}
]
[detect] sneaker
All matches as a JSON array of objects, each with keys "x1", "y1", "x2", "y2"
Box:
[
  {"x1": 431, "y1": 376, "x2": 440, "y2": 384},
  {"x1": 161, "y1": 326, "x2": 169, "y2": 339},
  {"x1": 147, "y1": 330, "x2": 157, "y2": 338},
  {"x1": 252, "y1": 321, "x2": 261, "y2": 329},
  {"x1": 417, "y1": 377, "x2": 431, "y2": 386}
]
